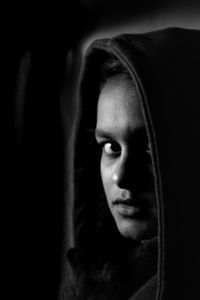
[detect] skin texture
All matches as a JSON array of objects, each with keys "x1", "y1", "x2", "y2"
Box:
[{"x1": 95, "y1": 75, "x2": 157, "y2": 241}]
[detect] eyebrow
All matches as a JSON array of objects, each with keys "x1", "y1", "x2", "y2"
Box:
[
  {"x1": 95, "y1": 128, "x2": 117, "y2": 140},
  {"x1": 95, "y1": 126, "x2": 148, "y2": 141}
]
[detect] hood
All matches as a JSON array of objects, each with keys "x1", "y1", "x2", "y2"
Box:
[{"x1": 68, "y1": 27, "x2": 200, "y2": 300}]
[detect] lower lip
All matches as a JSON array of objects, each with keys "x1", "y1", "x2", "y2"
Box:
[{"x1": 115, "y1": 204, "x2": 140, "y2": 217}]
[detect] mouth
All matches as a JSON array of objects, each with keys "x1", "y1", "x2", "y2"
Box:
[
  {"x1": 113, "y1": 198, "x2": 139, "y2": 217},
  {"x1": 115, "y1": 203, "x2": 140, "y2": 216},
  {"x1": 113, "y1": 198, "x2": 150, "y2": 217}
]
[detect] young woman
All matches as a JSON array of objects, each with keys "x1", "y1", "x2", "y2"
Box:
[{"x1": 63, "y1": 28, "x2": 200, "y2": 300}]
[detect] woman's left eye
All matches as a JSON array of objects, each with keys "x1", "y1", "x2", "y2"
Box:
[{"x1": 102, "y1": 142, "x2": 121, "y2": 157}]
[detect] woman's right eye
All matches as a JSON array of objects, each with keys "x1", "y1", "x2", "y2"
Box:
[{"x1": 101, "y1": 142, "x2": 121, "y2": 158}]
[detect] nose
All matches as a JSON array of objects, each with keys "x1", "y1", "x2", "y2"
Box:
[
  {"x1": 112, "y1": 154, "x2": 130, "y2": 188},
  {"x1": 112, "y1": 151, "x2": 144, "y2": 190}
]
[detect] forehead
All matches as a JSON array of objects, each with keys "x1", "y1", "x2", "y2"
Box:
[{"x1": 96, "y1": 75, "x2": 144, "y2": 133}]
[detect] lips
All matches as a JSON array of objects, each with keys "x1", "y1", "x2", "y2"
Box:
[
  {"x1": 113, "y1": 198, "x2": 140, "y2": 217},
  {"x1": 113, "y1": 198, "x2": 135, "y2": 206},
  {"x1": 116, "y1": 203, "x2": 140, "y2": 216},
  {"x1": 113, "y1": 197, "x2": 150, "y2": 217}
]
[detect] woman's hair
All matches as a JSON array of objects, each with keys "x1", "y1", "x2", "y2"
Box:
[{"x1": 98, "y1": 53, "x2": 132, "y2": 90}]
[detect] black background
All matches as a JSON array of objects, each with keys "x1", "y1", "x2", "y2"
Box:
[{"x1": 5, "y1": 1, "x2": 200, "y2": 300}]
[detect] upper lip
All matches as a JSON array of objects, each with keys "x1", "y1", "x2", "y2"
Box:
[{"x1": 113, "y1": 198, "x2": 136, "y2": 206}]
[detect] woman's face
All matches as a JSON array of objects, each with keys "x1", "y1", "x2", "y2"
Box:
[{"x1": 95, "y1": 75, "x2": 157, "y2": 241}]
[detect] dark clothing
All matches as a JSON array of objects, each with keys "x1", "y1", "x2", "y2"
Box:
[
  {"x1": 129, "y1": 275, "x2": 157, "y2": 300},
  {"x1": 65, "y1": 238, "x2": 157, "y2": 300},
  {"x1": 64, "y1": 28, "x2": 200, "y2": 300}
]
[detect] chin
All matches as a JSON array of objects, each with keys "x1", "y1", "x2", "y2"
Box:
[{"x1": 116, "y1": 218, "x2": 153, "y2": 241}]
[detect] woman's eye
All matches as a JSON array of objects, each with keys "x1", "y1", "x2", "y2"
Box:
[{"x1": 102, "y1": 142, "x2": 121, "y2": 157}]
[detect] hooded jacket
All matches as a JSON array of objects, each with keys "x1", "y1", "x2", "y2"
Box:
[{"x1": 63, "y1": 28, "x2": 200, "y2": 300}]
